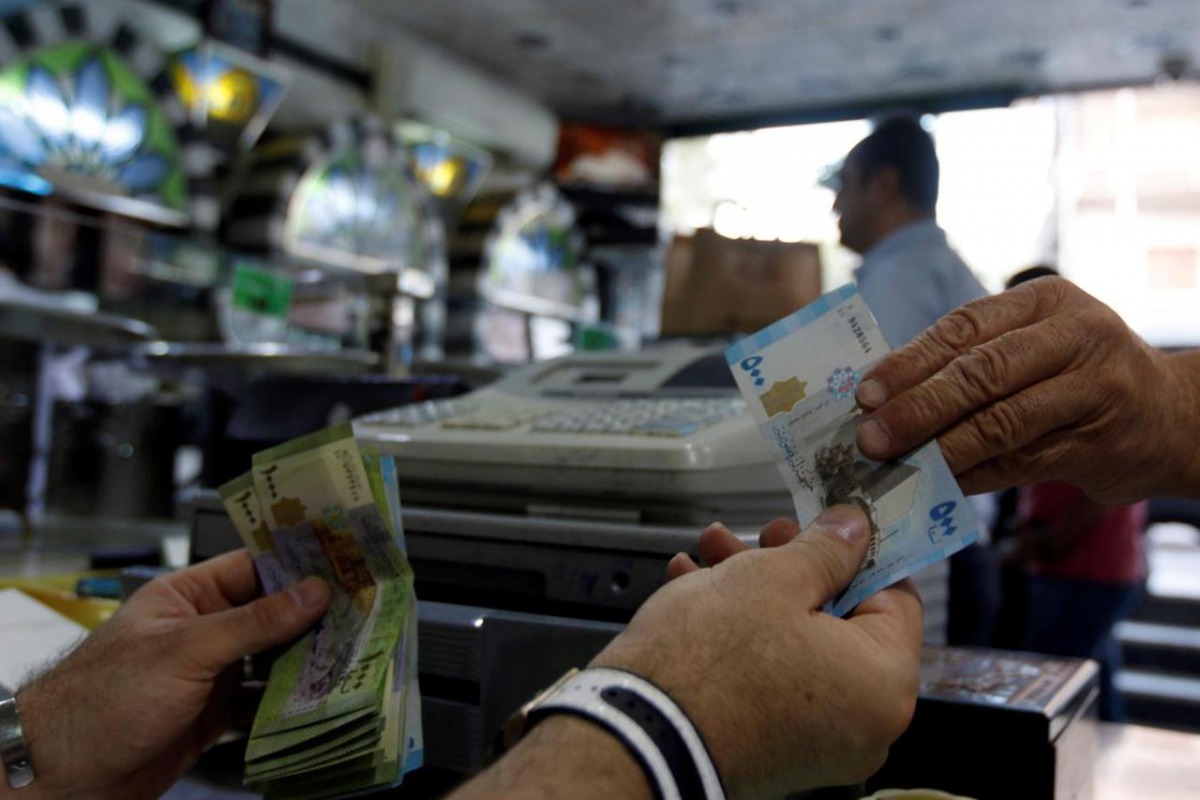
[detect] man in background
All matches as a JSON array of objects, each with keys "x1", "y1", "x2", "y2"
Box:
[
  {"x1": 833, "y1": 115, "x2": 998, "y2": 645},
  {"x1": 834, "y1": 115, "x2": 987, "y2": 346}
]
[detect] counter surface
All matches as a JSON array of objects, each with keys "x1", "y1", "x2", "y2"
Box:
[{"x1": 1095, "y1": 721, "x2": 1200, "y2": 800}]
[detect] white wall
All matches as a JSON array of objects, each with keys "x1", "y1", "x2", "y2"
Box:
[{"x1": 269, "y1": 0, "x2": 376, "y2": 129}]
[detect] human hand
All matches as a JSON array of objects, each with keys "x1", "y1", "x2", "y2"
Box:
[
  {"x1": 594, "y1": 506, "x2": 923, "y2": 797},
  {"x1": 854, "y1": 277, "x2": 1200, "y2": 502},
  {"x1": 664, "y1": 516, "x2": 807, "y2": 581},
  {"x1": 14, "y1": 550, "x2": 330, "y2": 800}
]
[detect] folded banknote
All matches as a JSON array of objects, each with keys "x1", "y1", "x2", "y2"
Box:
[{"x1": 726, "y1": 283, "x2": 979, "y2": 615}]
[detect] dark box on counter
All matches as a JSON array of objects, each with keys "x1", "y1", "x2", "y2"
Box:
[{"x1": 867, "y1": 647, "x2": 1099, "y2": 800}]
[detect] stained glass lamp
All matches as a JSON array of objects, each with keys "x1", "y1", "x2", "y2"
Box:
[
  {"x1": 169, "y1": 40, "x2": 289, "y2": 157},
  {"x1": 481, "y1": 183, "x2": 587, "y2": 320},
  {"x1": 402, "y1": 128, "x2": 491, "y2": 213},
  {"x1": 283, "y1": 143, "x2": 434, "y2": 291},
  {"x1": 0, "y1": 42, "x2": 188, "y2": 226}
]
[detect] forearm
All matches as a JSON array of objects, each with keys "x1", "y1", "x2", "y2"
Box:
[
  {"x1": 2, "y1": 672, "x2": 112, "y2": 800},
  {"x1": 448, "y1": 715, "x2": 652, "y2": 800}
]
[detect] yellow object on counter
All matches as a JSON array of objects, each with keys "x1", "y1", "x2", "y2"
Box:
[{"x1": 0, "y1": 577, "x2": 119, "y2": 630}]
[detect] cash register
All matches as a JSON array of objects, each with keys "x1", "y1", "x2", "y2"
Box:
[{"x1": 355, "y1": 343, "x2": 788, "y2": 526}]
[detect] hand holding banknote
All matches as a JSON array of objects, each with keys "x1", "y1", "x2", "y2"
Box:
[
  {"x1": 221, "y1": 425, "x2": 423, "y2": 798},
  {"x1": 13, "y1": 551, "x2": 329, "y2": 800},
  {"x1": 854, "y1": 276, "x2": 1200, "y2": 502},
  {"x1": 455, "y1": 505, "x2": 922, "y2": 800},
  {"x1": 726, "y1": 284, "x2": 980, "y2": 616},
  {"x1": 13, "y1": 515, "x2": 916, "y2": 800}
]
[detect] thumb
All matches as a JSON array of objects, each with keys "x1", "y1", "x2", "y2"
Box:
[
  {"x1": 191, "y1": 578, "x2": 332, "y2": 671},
  {"x1": 781, "y1": 504, "x2": 873, "y2": 608}
]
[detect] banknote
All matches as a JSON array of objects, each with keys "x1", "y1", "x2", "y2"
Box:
[
  {"x1": 244, "y1": 714, "x2": 380, "y2": 773},
  {"x1": 379, "y1": 453, "x2": 408, "y2": 554},
  {"x1": 217, "y1": 473, "x2": 289, "y2": 594},
  {"x1": 248, "y1": 423, "x2": 413, "y2": 735},
  {"x1": 398, "y1": 602, "x2": 423, "y2": 773},
  {"x1": 726, "y1": 283, "x2": 979, "y2": 616},
  {"x1": 225, "y1": 426, "x2": 422, "y2": 797},
  {"x1": 355, "y1": 448, "x2": 423, "y2": 779},
  {"x1": 245, "y1": 727, "x2": 380, "y2": 780},
  {"x1": 376, "y1": 448, "x2": 423, "y2": 774}
]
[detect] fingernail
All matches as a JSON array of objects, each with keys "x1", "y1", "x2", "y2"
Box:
[
  {"x1": 667, "y1": 552, "x2": 698, "y2": 576},
  {"x1": 289, "y1": 578, "x2": 328, "y2": 610},
  {"x1": 857, "y1": 417, "x2": 891, "y2": 457},
  {"x1": 812, "y1": 505, "x2": 868, "y2": 544},
  {"x1": 668, "y1": 552, "x2": 692, "y2": 569},
  {"x1": 856, "y1": 379, "x2": 888, "y2": 409},
  {"x1": 704, "y1": 521, "x2": 731, "y2": 535}
]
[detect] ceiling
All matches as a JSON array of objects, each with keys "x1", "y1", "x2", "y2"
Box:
[{"x1": 356, "y1": 0, "x2": 1200, "y2": 130}]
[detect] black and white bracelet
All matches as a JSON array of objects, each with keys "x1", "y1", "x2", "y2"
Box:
[{"x1": 526, "y1": 667, "x2": 726, "y2": 800}]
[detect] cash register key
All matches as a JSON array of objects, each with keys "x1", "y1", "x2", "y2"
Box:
[
  {"x1": 442, "y1": 416, "x2": 518, "y2": 431},
  {"x1": 362, "y1": 399, "x2": 473, "y2": 428},
  {"x1": 633, "y1": 422, "x2": 701, "y2": 437},
  {"x1": 528, "y1": 399, "x2": 740, "y2": 436}
]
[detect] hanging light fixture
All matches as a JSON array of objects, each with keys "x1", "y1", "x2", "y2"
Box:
[
  {"x1": 169, "y1": 39, "x2": 290, "y2": 157},
  {"x1": 395, "y1": 119, "x2": 492, "y2": 223}
]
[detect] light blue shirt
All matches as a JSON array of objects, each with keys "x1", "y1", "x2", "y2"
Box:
[
  {"x1": 854, "y1": 219, "x2": 997, "y2": 535},
  {"x1": 853, "y1": 218, "x2": 987, "y2": 348}
]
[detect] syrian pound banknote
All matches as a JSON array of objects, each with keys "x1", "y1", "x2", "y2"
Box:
[
  {"x1": 218, "y1": 473, "x2": 290, "y2": 594},
  {"x1": 220, "y1": 425, "x2": 422, "y2": 798},
  {"x1": 248, "y1": 423, "x2": 412, "y2": 731},
  {"x1": 726, "y1": 283, "x2": 979, "y2": 616},
  {"x1": 376, "y1": 450, "x2": 424, "y2": 773}
]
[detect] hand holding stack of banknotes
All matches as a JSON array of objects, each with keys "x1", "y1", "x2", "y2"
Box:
[{"x1": 219, "y1": 424, "x2": 422, "y2": 800}]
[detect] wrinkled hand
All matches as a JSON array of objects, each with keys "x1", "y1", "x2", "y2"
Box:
[
  {"x1": 854, "y1": 277, "x2": 1200, "y2": 502},
  {"x1": 593, "y1": 506, "x2": 923, "y2": 797},
  {"x1": 15, "y1": 550, "x2": 330, "y2": 800}
]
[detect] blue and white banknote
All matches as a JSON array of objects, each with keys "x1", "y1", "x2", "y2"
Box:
[{"x1": 726, "y1": 283, "x2": 978, "y2": 616}]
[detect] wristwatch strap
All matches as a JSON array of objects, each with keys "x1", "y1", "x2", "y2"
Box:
[
  {"x1": 527, "y1": 667, "x2": 726, "y2": 800},
  {"x1": 0, "y1": 694, "x2": 34, "y2": 789}
]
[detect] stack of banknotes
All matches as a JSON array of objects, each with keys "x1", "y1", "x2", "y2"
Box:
[
  {"x1": 219, "y1": 423, "x2": 422, "y2": 799},
  {"x1": 727, "y1": 284, "x2": 980, "y2": 616}
]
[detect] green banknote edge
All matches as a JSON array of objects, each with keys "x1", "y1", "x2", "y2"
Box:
[
  {"x1": 245, "y1": 711, "x2": 379, "y2": 765},
  {"x1": 246, "y1": 734, "x2": 381, "y2": 782}
]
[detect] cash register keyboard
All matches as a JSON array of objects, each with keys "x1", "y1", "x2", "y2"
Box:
[
  {"x1": 531, "y1": 398, "x2": 745, "y2": 437},
  {"x1": 359, "y1": 399, "x2": 477, "y2": 428},
  {"x1": 361, "y1": 397, "x2": 745, "y2": 438},
  {"x1": 441, "y1": 408, "x2": 555, "y2": 431}
]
